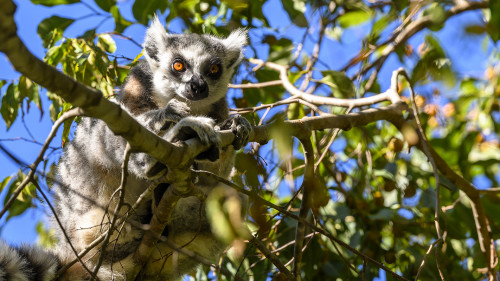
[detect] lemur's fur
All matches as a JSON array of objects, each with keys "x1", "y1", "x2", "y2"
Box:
[{"x1": 0, "y1": 17, "x2": 250, "y2": 281}]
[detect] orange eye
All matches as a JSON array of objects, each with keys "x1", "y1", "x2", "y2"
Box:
[
  {"x1": 209, "y1": 64, "x2": 219, "y2": 74},
  {"x1": 173, "y1": 61, "x2": 185, "y2": 71}
]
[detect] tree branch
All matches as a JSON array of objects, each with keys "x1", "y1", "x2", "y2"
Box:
[
  {"x1": 292, "y1": 136, "x2": 314, "y2": 279},
  {"x1": 251, "y1": 236, "x2": 296, "y2": 281}
]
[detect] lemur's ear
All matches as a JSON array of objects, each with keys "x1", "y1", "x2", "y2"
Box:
[
  {"x1": 222, "y1": 28, "x2": 247, "y2": 68},
  {"x1": 143, "y1": 15, "x2": 168, "y2": 69}
]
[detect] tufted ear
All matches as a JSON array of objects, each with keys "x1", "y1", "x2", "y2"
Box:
[
  {"x1": 222, "y1": 28, "x2": 247, "y2": 68},
  {"x1": 143, "y1": 15, "x2": 168, "y2": 69}
]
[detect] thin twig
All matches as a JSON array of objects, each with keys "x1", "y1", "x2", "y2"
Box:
[
  {"x1": 91, "y1": 144, "x2": 132, "y2": 278},
  {"x1": 292, "y1": 137, "x2": 314, "y2": 279},
  {"x1": 402, "y1": 70, "x2": 445, "y2": 280},
  {"x1": 299, "y1": 16, "x2": 326, "y2": 91},
  {"x1": 55, "y1": 180, "x2": 159, "y2": 279},
  {"x1": 30, "y1": 180, "x2": 100, "y2": 280},
  {"x1": 229, "y1": 80, "x2": 283, "y2": 89},
  {"x1": 414, "y1": 238, "x2": 443, "y2": 281},
  {"x1": 0, "y1": 108, "x2": 83, "y2": 220},
  {"x1": 251, "y1": 236, "x2": 296, "y2": 281},
  {"x1": 231, "y1": 97, "x2": 327, "y2": 116}
]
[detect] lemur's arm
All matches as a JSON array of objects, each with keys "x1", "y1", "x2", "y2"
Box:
[{"x1": 65, "y1": 99, "x2": 192, "y2": 182}]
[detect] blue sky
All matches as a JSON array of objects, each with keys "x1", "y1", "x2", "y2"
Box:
[{"x1": 0, "y1": 1, "x2": 497, "y2": 280}]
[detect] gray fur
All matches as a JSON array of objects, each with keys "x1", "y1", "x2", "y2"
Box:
[
  {"x1": 0, "y1": 18, "x2": 249, "y2": 281},
  {"x1": 0, "y1": 242, "x2": 59, "y2": 281}
]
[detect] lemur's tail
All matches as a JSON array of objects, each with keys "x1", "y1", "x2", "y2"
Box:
[{"x1": 0, "y1": 241, "x2": 60, "y2": 281}]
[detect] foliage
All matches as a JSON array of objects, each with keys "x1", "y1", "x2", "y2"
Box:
[{"x1": 1, "y1": 0, "x2": 499, "y2": 280}]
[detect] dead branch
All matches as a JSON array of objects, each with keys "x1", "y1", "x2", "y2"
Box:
[{"x1": 249, "y1": 58, "x2": 402, "y2": 107}]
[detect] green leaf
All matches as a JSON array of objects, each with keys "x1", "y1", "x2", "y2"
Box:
[
  {"x1": 2, "y1": 172, "x2": 35, "y2": 221},
  {"x1": 423, "y1": 3, "x2": 445, "y2": 31},
  {"x1": 110, "y1": 6, "x2": 132, "y2": 33},
  {"x1": 18, "y1": 76, "x2": 42, "y2": 114},
  {"x1": 221, "y1": 0, "x2": 248, "y2": 11},
  {"x1": 325, "y1": 26, "x2": 343, "y2": 41},
  {"x1": 338, "y1": 10, "x2": 373, "y2": 28},
  {"x1": 270, "y1": 121, "x2": 294, "y2": 161},
  {"x1": 280, "y1": 0, "x2": 308, "y2": 27},
  {"x1": 411, "y1": 35, "x2": 455, "y2": 85},
  {"x1": 234, "y1": 153, "x2": 265, "y2": 189},
  {"x1": 488, "y1": 0, "x2": 500, "y2": 42},
  {"x1": 6, "y1": 199, "x2": 31, "y2": 221},
  {"x1": 37, "y1": 16, "x2": 74, "y2": 48},
  {"x1": 97, "y1": 34, "x2": 117, "y2": 53},
  {"x1": 0, "y1": 176, "x2": 12, "y2": 192},
  {"x1": 47, "y1": 91, "x2": 64, "y2": 121},
  {"x1": 243, "y1": 69, "x2": 283, "y2": 106},
  {"x1": 1, "y1": 83, "x2": 19, "y2": 129},
  {"x1": 62, "y1": 114, "x2": 75, "y2": 146},
  {"x1": 266, "y1": 37, "x2": 294, "y2": 65},
  {"x1": 132, "y1": 0, "x2": 167, "y2": 25},
  {"x1": 95, "y1": 0, "x2": 115, "y2": 12},
  {"x1": 36, "y1": 221, "x2": 57, "y2": 248},
  {"x1": 374, "y1": 169, "x2": 395, "y2": 181},
  {"x1": 368, "y1": 208, "x2": 394, "y2": 221},
  {"x1": 287, "y1": 102, "x2": 305, "y2": 120},
  {"x1": 31, "y1": 0, "x2": 79, "y2": 6},
  {"x1": 464, "y1": 24, "x2": 487, "y2": 35},
  {"x1": 320, "y1": 70, "x2": 356, "y2": 98},
  {"x1": 132, "y1": 50, "x2": 144, "y2": 64}
]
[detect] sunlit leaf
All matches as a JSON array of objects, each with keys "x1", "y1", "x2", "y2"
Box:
[
  {"x1": 0, "y1": 176, "x2": 12, "y2": 192},
  {"x1": 423, "y1": 3, "x2": 445, "y2": 31},
  {"x1": 1, "y1": 84, "x2": 19, "y2": 129},
  {"x1": 320, "y1": 70, "x2": 356, "y2": 98},
  {"x1": 97, "y1": 34, "x2": 117, "y2": 53},
  {"x1": 31, "y1": 0, "x2": 79, "y2": 6},
  {"x1": 281, "y1": 0, "x2": 308, "y2": 27},
  {"x1": 37, "y1": 16, "x2": 74, "y2": 48},
  {"x1": 338, "y1": 10, "x2": 372, "y2": 28},
  {"x1": 487, "y1": 0, "x2": 500, "y2": 42}
]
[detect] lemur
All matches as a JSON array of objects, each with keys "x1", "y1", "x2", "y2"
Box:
[{"x1": 0, "y1": 17, "x2": 250, "y2": 281}]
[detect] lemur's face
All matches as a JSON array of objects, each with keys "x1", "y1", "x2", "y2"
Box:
[{"x1": 143, "y1": 18, "x2": 247, "y2": 108}]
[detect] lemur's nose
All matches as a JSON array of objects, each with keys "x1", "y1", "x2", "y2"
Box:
[{"x1": 187, "y1": 75, "x2": 208, "y2": 100}]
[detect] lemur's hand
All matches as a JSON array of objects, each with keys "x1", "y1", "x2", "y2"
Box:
[
  {"x1": 142, "y1": 99, "x2": 191, "y2": 133},
  {"x1": 164, "y1": 99, "x2": 191, "y2": 120},
  {"x1": 166, "y1": 116, "x2": 220, "y2": 161},
  {"x1": 217, "y1": 115, "x2": 251, "y2": 150}
]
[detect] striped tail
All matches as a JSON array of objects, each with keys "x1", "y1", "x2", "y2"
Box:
[{"x1": 0, "y1": 241, "x2": 60, "y2": 281}]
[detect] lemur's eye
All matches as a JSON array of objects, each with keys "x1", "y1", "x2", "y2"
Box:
[
  {"x1": 209, "y1": 64, "x2": 220, "y2": 74},
  {"x1": 173, "y1": 61, "x2": 185, "y2": 72}
]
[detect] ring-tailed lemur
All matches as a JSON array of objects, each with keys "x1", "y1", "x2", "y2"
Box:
[{"x1": 0, "y1": 17, "x2": 250, "y2": 281}]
